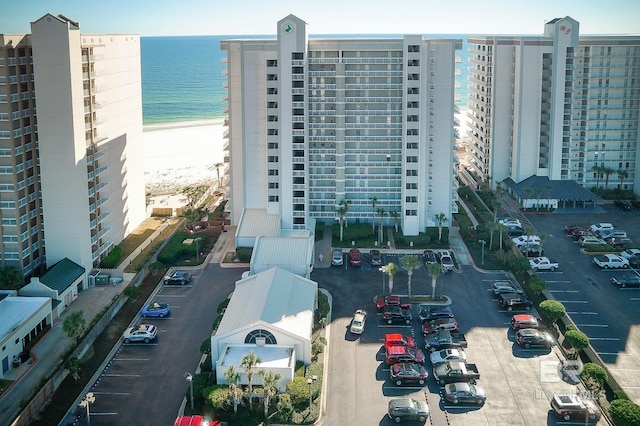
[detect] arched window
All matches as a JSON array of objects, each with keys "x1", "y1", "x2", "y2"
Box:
[{"x1": 244, "y1": 329, "x2": 277, "y2": 345}]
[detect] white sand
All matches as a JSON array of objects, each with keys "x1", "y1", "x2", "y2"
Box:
[{"x1": 143, "y1": 119, "x2": 226, "y2": 193}]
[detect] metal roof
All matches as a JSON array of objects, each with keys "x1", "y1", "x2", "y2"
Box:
[
  {"x1": 237, "y1": 209, "x2": 280, "y2": 238},
  {"x1": 216, "y1": 267, "x2": 317, "y2": 339},
  {"x1": 252, "y1": 236, "x2": 314, "y2": 266},
  {"x1": 40, "y1": 258, "x2": 85, "y2": 293},
  {"x1": 502, "y1": 176, "x2": 602, "y2": 202}
]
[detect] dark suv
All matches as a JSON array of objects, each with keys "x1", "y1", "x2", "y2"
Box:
[
  {"x1": 515, "y1": 328, "x2": 556, "y2": 348},
  {"x1": 164, "y1": 270, "x2": 192, "y2": 285},
  {"x1": 418, "y1": 305, "x2": 453, "y2": 323},
  {"x1": 498, "y1": 293, "x2": 533, "y2": 311},
  {"x1": 388, "y1": 398, "x2": 429, "y2": 423},
  {"x1": 382, "y1": 305, "x2": 412, "y2": 324}
]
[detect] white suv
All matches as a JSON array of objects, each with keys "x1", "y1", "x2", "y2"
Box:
[
  {"x1": 123, "y1": 324, "x2": 158, "y2": 343},
  {"x1": 589, "y1": 223, "x2": 614, "y2": 235}
]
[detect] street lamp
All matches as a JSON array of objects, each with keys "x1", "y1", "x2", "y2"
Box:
[
  {"x1": 307, "y1": 375, "x2": 318, "y2": 413},
  {"x1": 478, "y1": 240, "x2": 486, "y2": 265},
  {"x1": 80, "y1": 392, "x2": 96, "y2": 425},
  {"x1": 195, "y1": 238, "x2": 200, "y2": 264},
  {"x1": 186, "y1": 372, "x2": 194, "y2": 411},
  {"x1": 379, "y1": 267, "x2": 385, "y2": 296}
]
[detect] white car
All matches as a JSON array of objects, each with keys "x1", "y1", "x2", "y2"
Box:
[
  {"x1": 123, "y1": 324, "x2": 158, "y2": 343},
  {"x1": 350, "y1": 309, "x2": 367, "y2": 334},
  {"x1": 511, "y1": 235, "x2": 540, "y2": 248},
  {"x1": 620, "y1": 249, "x2": 640, "y2": 259},
  {"x1": 589, "y1": 223, "x2": 614, "y2": 235},
  {"x1": 579, "y1": 235, "x2": 606, "y2": 246},
  {"x1": 592, "y1": 254, "x2": 630, "y2": 269},
  {"x1": 499, "y1": 218, "x2": 522, "y2": 228},
  {"x1": 430, "y1": 348, "x2": 468, "y2": 365}
]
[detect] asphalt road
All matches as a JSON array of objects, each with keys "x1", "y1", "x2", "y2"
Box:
[{"x1": 72, "y1": 263, "x2": 243, "y2": 425}]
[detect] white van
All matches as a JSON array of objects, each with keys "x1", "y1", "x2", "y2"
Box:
[
  {"x1": 589, "y1": 223, "x2": 614, "y2": 235},
  {"x1": 579, "y1": 235, "x2": 606, "y2": 246},
  {"x1": 511, "y1": 235, "x2": 541, "y2": 248}
]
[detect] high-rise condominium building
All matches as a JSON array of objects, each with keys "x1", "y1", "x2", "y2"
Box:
[
  {"x1": 465, "y1": 16, "x2": 640, "y2": 193},
  {"x1": 0, "y1": 14, "x2": 145, "y2": 278},
  {"x1": 221, "y1": 15, "x2": 461, "y2": 236}
]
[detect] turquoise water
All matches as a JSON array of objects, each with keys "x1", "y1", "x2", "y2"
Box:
[{"x1": 141, "y1": 35, "x2": 471, "y2": 125}]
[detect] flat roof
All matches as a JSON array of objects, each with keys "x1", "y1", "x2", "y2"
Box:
[
  {"x1": 252, "y1": 236, "x2": 314, "y2": 266},
  {"x1": 236, "y1": 209, "x2": 280, "y2": 238},
  {"x1": 221, "y1": 344, "x2": 294, "y2": 370},
  {"x1": 0, "y1": 296, "x2": 50, "y2": 343}
]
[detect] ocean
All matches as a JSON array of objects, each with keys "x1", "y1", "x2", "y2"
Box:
[{"x1": 141, "y1": 35, "x2": 471, "y2": 125}]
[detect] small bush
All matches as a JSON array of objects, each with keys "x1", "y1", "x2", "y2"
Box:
[
  {"x1": 315, "y1": 221, "x2": 325, "y2": 241},
  {"x1": 199, "y1": 354, "x2": 213, "y2": 372},
  {"x1": 100, "y1": 245, "x2": 122, "y2": 268},
  {"x1": 286, "y1": 376, "x2": 311, "y2": 405},
  {"x1": 200, "y1": 338, "x2": 211, "y2": 355},
  {"x1": 217, "y1": 299, "x2": 230, "y2": 315},
  {"x1": 609, "y1": 398, "x2": 640, "y2": 426},
  {"x1": 236, "y1": 247, "x2": 253, "y2": 262}
]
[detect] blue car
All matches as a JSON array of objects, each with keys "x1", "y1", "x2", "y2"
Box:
[{"x1": 141, "y1": 302, "x2": 171, "y2": 318}]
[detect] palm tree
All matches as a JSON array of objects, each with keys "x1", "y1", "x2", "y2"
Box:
[
  {"x1": 258, "y1": 370, "x2": 282, "y2": 417},
  {"x1": 369, "y1": 196, "x2": 377, "y2": 233},
  {"x1": 400, "y1": 255, "x2": 421, "y2": 298},
  {"x1": 376, "y1": 207, "x2": 387, "y2": 246},
  {"x1": 603, "y1": 167, "x2": 615, "y2": 189},
  {"x1": 389, "y1": 211, "x2": 400, "y2": 233},
  {"x1": 617, "y1": 169, "x2": 629, "y2": 191},
  {"x1": 544, "y1": 184, "x2": 553, "y2": 210},
  {"x1": 497, "y1": 223, "x2": 508, "y2": 250},
  {"x1": 241, "y1": 350, "x2": 262, "y2": 410},
  {"x1": 592, "y1": 165, "x2": 603, "y2": 189},
  {"x1": 537, "y1": 233, "x2": 546, "y2": 257},
  {"x1": 224, "y1": 365, "x2": 242, "y2": 415},
  {"x1": 214, "y1": 162, "x2": 224, "y2": 189},
  {"x1": 336, "y1": 202, "x2": 347, "y2": 242},
  {"x1": 381, "y1": 262, "x2": 398, "y2": 294},
  {"x1": 523, "y1": 188, "x2": 533, "y2": 210},
  {"x1": 427, "y1": 262, "x2": 442, "y2": 299},
  {"x1": 340, "y1": 200, "x2": 349, "y2": 228},
  {"x1": 488, "y1": 221, "x2": 500, "y2": 250},
  {"x1": 535, "y1": 188, "x2": 543, "y2": 211},
  {"x1": 435, "y1": 213, "x2": 448, "y2": 241}
]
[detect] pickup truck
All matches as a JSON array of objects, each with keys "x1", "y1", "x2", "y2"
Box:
[
  {"x1": 529, "y1": 256, "x2": 559, "y2": 271},
  {"x1": 432, "y1": 360, "x2": 480, "y2": 385},
  {"x1": 376, "y1": 295, "x2": 411, "y2": 312},
  {"x1": 424, "y1": 330, "x2": 468, "y2": 352}
]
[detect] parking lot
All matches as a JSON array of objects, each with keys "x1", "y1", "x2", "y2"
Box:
[
  {"x1": 71, "y1": 264, "x2": 241, "y2": 425},
  {"x1": 314, "y1": 252, "x2": 602, "y2": 425}
]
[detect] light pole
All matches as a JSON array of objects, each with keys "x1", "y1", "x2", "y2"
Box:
[
  {"x1": 80, "y1": 392, "x2": 96, "y2": 425},
  {"x1": 307, "y1": 375, "x2": 317, "y2": 413},
  {"x1": 478, "y1": 240, "x2": 486, "y2": 265},
  {"x1": 195, "y1": 238, "x2": 200, "y2": 264},
  {"x1": 186, "y1": 372, "x2": 194, "y2": 411},
  {"x1": 379, "y1": 267, "x2": 385, "y2": 296}
]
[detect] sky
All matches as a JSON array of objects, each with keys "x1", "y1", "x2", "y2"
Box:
[{"x1": 1, "y1": 0, "x2": 639, "y2": 36}]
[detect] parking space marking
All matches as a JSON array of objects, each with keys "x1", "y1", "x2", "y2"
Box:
[
  {"x1": 114, "y1": 358, "x2": 150, "y2": 361},
  {"x1": 102, "y1": 373, "x2": 142, "y2": 377},
  {"x1": 631, "y1": 298, "x2": 640, "y2": 301},
  {"x1": 544, "y1": 280, "x2": 571, "y2": 284},
  {"x1": 566, "y1": 311, "x2": 598, "y2": 315},
  {"x1": 555, "y1": 300, "x2": 588, "y2": 303},
  {"x1": 547, "y1": 290, "x2": 579, "y2": 293},
  {"x1": 91, "y1": 412, "x2": 119, "y2": 416},
  {"x1": 92, "y1": 391, "x2": 129, "y2": 395},
  {"x1": 575, "y1": 324, "x2": 608, "y2": 327},
  {"x1": 588, "y1": 337, "x2": 620, "y2": 341},
  {"x1": 155, "y1": 294, "x2": 187, "y2": 298},
  {"x1": 378, "y1": 325, "x2": 414, "y2": 328}
]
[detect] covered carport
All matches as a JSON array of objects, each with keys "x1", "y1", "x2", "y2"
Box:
[{"x1": 502, "y1": 175, "x2": 603, "y2": 211}]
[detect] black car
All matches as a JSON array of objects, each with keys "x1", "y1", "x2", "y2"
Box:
[
  {"x1": 388, "y1": 398, "x2": 429, "y2": 423},
  {"x1": 418, "y1": 305, "x2": 453, "y2": 323},
  {"x1": 389, "y1": 363, "x2": 429, "y2": 386},
  {"x1": 382, "y1": 305, "x2": 412, "y2": 325},
  {"x1": 370, "y1": 249, "x2": 382, "y2": 266},
  {"x1": 423, "y1": 250, "x2": 437, "y2": 264},
  {"x1": 611, "y1": 274, "x2": 640, "y2": 288},
  {"x1": 614, "y1": 199, "x2": 633, "y2": 210},
  {"x1": 629, "y1": 255, "x2": 640, "y2": 269},
  {"x1": 498, "y1": 293, "x2": 533, "y2": 311},
  {"x1": 164, "y1": 271, "x2": 192, "y2": 285},
  {"x1": 515, "y1": 328, "x2": 556, "y2": 348},
  {"x1": 507, "y1": 225, "x2": 524, "y2": 236}
]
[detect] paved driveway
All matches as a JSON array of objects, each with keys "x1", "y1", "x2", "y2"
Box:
[{"x1": 313, "y1": 259, "x2": 602, "y2": 425}]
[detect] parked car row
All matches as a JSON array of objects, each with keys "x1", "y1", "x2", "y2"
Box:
[
  {"x1": 565, "y1": 222, "x2": 635, "y2": 249},
  {"x1": 423, "y1": 249, "x2": 455, "y2": 272}
]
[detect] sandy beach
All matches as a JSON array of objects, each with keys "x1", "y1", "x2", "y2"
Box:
[{"x1": 143, "y1": 118, "x2": 226, "y2": 193}]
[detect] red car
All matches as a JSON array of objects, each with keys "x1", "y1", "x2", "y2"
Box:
[
  {"x1": 511, "y1": 314, "x2": 546, "y2": 330},
  {"x1": 572, "y1": 228, "x2": 593, "y2": 240},
  {"x1": 349, "y1": 248, "x2": 362, "y2": 266},
  {"x1": 385, "y1": 345, "x2": 425, "y2": 365},
  {"x1": 384, "y1": 333, "x2": 416, "y2": 352},
  {"x1": 422, "y1": 317, "x2": 459, "y2": 335},
  {"x1": 376, "y1": 295, "x2": 411, "y2": 311}
]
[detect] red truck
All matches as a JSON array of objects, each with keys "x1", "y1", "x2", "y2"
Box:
[{"x1": 376, "y1": 295, "x2": 411, "y2": 312}]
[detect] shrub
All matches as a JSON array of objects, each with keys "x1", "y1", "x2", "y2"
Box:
[
  {"x1": 276, "y1": 393, "x2": 294, "y2": 421},
  {"x1": 100, "y1": 245, "x2": 122, "y2": 268},
  {"x1": 286, "y1": 376, "x2": 311, "y2": 405},
  {"x1": 315, "y1": 291, "x2": 330, "y2": 326},
  {"x1": 216, "y1": 299, "x2": 230, "y2": 315},
  {"x1": 200, "y1": 338, "x2": 211, "y2": 354},
  {"x1": 609, "y1": 399, "x2": 640, "y2": 426},
  {"x1": 236, "y1": 247, "x2": 253, "y2": 262},
  {"x1": 199, "y1": 354, "x2": 212, "y2": 372},
  {"x1": 580, "y1": 362, "x2": 607, "y2": 387},
  {"x1": 203, "y1": 384, "x2": 230, "y2": 410},
  {"x1": 528, "y1": 276, "x2": 546, "y2": 295},
  {"x1": 315, "y1": 221, "x2": 325, "y2": 241},
  {"x1": 538, "y1": 300, "x2": 566, "y2": 324},
  {"x1": 565, "y1": 329, "x2": 589, "y2": 354}
]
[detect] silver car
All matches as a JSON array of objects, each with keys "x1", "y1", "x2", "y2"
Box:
[{"x1": 331, "y1": 248, "x2": 344, "y2": 266}]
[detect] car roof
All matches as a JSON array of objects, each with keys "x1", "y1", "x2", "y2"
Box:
[{"x1": 513, "y1": 314, "x2": 535, "y2": 321}]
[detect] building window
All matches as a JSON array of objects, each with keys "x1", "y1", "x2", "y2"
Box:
[
  {"x1": 405, "y1": 210, "x2": 417, "y2": 216},
  {"x1": 406, "y1": 156, "x2": 418, "y2": 163},
  {"x1": 406, "y1": 183, "x2": 417, "y2": 189},
  {"x1": 268, "y1": 195, "x2": 279, "y2": 202},
  {"x1": 406, "y1": 196, "x2": 417, "y2": 203},
  {"x1": 292, "y1": 52, "x2": 304, "y2": 60},
  {"x1": 268, "y1": 169, "x2": 279, "y2": 176},
  {"x1": 268, "y1": 182, "x2": 279, "y2": 189},
  {"x1": 406, "y1": 170, "x2": 417, "y2": 176},
  {"x1": 407, "y1": 129, "x2": 418, "y2": 136},
  {"x1": 245, "y1": 329, "x2": 277, "y2": 345}
]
